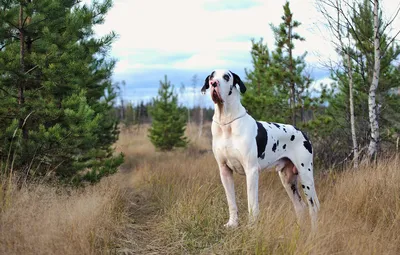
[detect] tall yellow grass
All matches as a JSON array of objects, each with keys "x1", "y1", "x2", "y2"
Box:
[
  {"x1": 0, "y1": 173, "x2": 130, "y2": 254},
  {"x1": 118, "y1": 124, "x2": 400, "y2": 254},
  {"x1": 1, "y1": 124, "x2": 400, "y2": 254}
]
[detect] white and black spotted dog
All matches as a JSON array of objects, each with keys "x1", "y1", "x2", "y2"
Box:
[{"x1": 201, "y1": 69, "x2": 320, "y2": 228}]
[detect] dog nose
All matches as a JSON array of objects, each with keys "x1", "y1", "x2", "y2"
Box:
[{"x1": 210, "y1": 80, "x2": 218, "y2": 87}]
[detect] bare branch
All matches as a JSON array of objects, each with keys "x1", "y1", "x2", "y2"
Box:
[
  {"x1": 381, "y1": 30, "x2": 400, "y2": 56},
  {"x1": 380, "y1": 2, "x2": 400, "y2": 34},
  {"x1": 342, "y1": 0, "x2": 361, "y2": 17},
  {"x1": 339, "y1": 8, "x2": 373, "y2": 64},
  {"x1": 24, "y1": 65, "x2": 38, "y2": 74}
]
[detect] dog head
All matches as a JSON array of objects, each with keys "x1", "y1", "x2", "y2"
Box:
[{"x1": 201, "y1": 70, "x2": 246, "y2": 104}]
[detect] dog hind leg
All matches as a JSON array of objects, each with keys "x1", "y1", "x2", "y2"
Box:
[{"x1": 277, "y1": 160, "x2": 306, "y2": 223}]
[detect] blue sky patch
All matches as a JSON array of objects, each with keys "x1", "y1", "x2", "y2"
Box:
[{"x1": 203, "y1": 0, "x2": 261, "y2": 11}]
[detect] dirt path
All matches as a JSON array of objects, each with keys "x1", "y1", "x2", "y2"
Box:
[{"x1": 116, "y1": 170, "x2": 170, "y2": 254}]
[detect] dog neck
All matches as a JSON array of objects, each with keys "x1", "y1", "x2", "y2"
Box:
[{"x1": 213, "y1": 92, "x2": 246, "y2": 125}]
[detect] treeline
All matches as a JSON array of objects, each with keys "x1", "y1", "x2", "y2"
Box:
[{"x1": 115, "y1": 100, "x2": 214, "y2": 127}]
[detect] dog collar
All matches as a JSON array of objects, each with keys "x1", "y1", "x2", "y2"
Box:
[{"x1": 213, "y1": 111, "x2": 247, "y2": 126}]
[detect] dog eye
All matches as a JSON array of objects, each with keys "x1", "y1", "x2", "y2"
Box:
[{"x1": 223, "y1": 74, "x2": 230, "y2": 82}]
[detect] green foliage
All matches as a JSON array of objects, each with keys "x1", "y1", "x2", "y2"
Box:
[
  {"x1": 148, "y1": 76, "x2": 188, "y2": 151},
  {"x1": 243, "y1": 2, "x2": 321, "y2": 126},
  {"x1": 0, "y1": 0, "x2": 123, "y2": 184},
  {"x1": 312, "y1": 0, "x2": 400, "y2": 167},
  {"x1": 270, "y1": 1, "x2": 312, "y2": 126},
  {"x1": 242, "y1": 38, "x2": 290, "y2": 122}
]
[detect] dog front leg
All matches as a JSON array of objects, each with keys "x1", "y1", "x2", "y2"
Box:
[
  {"x1": 246, "y1": 168, "x2": 259, "y2": 224},
  {"x1": 219, "y1": 164, "x2": 238, "y2": 227}
]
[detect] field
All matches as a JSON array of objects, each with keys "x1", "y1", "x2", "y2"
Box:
[{"x1": 1, "y1": 124, "x2": 400, "y2": 254}]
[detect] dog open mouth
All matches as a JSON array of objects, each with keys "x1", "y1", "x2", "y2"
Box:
[{"x1": 211, "y1": 86, "x2": 223, "y2": 104}]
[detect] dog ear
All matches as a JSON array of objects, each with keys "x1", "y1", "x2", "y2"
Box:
[
  {"x1": 231, "y1": 71, "x2": 246, "y2": 94},
  {"x1": 201, "y1": 75, "x2": 210, "y2": 94}
]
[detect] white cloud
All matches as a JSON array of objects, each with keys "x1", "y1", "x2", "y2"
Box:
[
  {"x1": 88, "y1": 0, "x2": 400, "y2": 74},
  {"x1": 173, "y1": 53, "x2": 227, "y2": 70},
  {"x1": 310, "y1": 77, "x2": 335, "y2": 91},
  {"x1": 90, "y1": 0, "x2": 308, "y2": 73},
  {"x1": 82, "y1": 0, "x2": 400, "y2": 105}
]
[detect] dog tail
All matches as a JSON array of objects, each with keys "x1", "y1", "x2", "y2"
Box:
[{"x1": 294, "y1": 158, "x2": 320, "y2": 228}]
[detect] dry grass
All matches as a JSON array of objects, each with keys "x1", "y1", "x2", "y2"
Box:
[
  {"x1": 117, "y1": 124, "x2": 400, "y2": 254},
  {"x1": 0, "y1": 173, "x2": 131, "y2": 255},
  {"x1": 1, "y1": 124, "x2": 400, "y2": 254}
]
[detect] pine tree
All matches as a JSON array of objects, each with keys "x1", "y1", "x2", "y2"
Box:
[
  {"x1": 242, "y1": 38, "x2": 290, "y2": 122},
  {"x1": 148, "y1": 75, "x2": 188, "y2": 151},
  {"x1": 0, "y1": 0, "x2": 123, "y2": 183},
  {"x1": 243, "y1": 2, "x2": 316, "y2": 125},
  {"x1": 271, "y1": 1, "x2": 308, "y2": 126}
]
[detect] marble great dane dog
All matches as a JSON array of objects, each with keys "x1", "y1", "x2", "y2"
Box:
[{"x1": 201, "y1": 69, "x2": 320, "y2": 228}]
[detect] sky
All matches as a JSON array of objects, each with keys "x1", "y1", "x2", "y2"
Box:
[{"x1": 84, "y1": 0, "x2": 400, "y2": 108}]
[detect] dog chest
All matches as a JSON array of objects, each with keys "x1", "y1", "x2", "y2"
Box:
[
  {"x1": 215, "y1": 145, "x2": 245, "y2": 175},
  {"x1": 213, "y1": 134, "x2": 246, "y2": 175}
]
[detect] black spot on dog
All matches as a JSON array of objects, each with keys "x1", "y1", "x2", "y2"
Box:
[
  {"x1": 290, "y1": 135, "x2": 295, "y2": 141},
  {"x1": 303, "y1": 141, "x2": 313, "y2": 154},
  {"x1": 283, "y1": 128, "x2": 287, "y2": 133},
  {"x1": 301, "y1": 163, "x2": 304, "y2": 167},
  {"x1": 272, "y1": 143, "x2": 277, "y2": 152},
  {"x1": 308, "y1": 168, "x2": 311, "y2": 171},
  {"x1": 302, "y1": 185, "x2": 305, "y2": 189},
  {"x1": 277, "y1": 140, "x2": 279, "y2": 146},
  {"x1": 309, "y1": 198, "x2": 314, "y2": 206},
  {"x1": 301, "y1": 131, "x2": 313, "y2": 154},
  {"x1": 290, "y1": 184, "x2": 296, "y2": 195},
  {"x1": 255, "y1": 122, "x2": 267, "y2": 159},
  {"x1": 283, "y1": 144, "x2": 286, "y2": 149},
  {"x1": 291, "y1": 184, "x2": 302, "y2": 201},
  {"x1": 272, "y1": 123, "x2": 280, "y2": 129},
  {"x1": 311, "y1": 162, "x2": 313, "y2": 166}
]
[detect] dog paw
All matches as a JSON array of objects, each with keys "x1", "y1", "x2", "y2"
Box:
[{"x1": 224, "y1": 221, "x2": 238, "y2": 228}]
